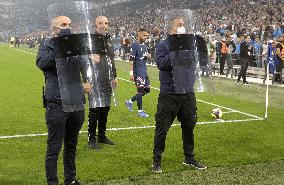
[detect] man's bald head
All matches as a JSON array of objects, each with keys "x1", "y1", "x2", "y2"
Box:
[
  {"x1": 51, "y1": 16, "x2": 71, "y2": 36},
  {"x1": 95, "y1": 16, "x2": 109, "y2": 35}
]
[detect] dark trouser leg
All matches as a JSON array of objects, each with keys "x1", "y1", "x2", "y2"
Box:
[
  {"x1": 227, "y1": 55, "x2": 233, "y2": 77},
  {"x1": 181, "y1": 124, "x2": 195, "y2": 160},
  {"x1": 263, "y1": 60, "x2": 267, "y2": 82},
  {"x1": 132, "y1": 78, "x2": 147, "y2": 110},
  {"x1": 122, "y1": 46, "x2": 125, "y2": 60},
  {"x1": 238, "y1": 57, "x2": 248, "y2": 81},
  {"x1": 63, "y1": 110, "x2": 84, "y2": 185},
  {"x1": 275, "y1": 61, "x2": 283, "y2": 82},
  {"x1": 136, "y1": 93, "x2": 143, "y2": 110},
  {"x1": 45, "y1": 103, "x2": 67, "y2": 185},
  {"x1": 131, "y1": 93, "x2": 143, "y2": 110},
  {"x1": 153, "y1": 94, "x2": 176, "y2": 158},
  {"x1": 130, "y1": 94, "x2": 137, "y2": 102},
  {"x1": 98, "y1": 107, "x2": 110, "y2": 139},
  {"x1": 242, "y1": 58, "x2": 249, "y2": 82},
  {"x1": 178, "y1": 93, "x2": 197, "y2": 161},
  {"x1": 220, "y1": 54, "x2": 227, "y2": 74},
  {"x1": 88, "y1": 108, "x2": 98, "y2": 141},
  {"x1": 153, "y1": 119, "x2": 172, "y2": 158}
]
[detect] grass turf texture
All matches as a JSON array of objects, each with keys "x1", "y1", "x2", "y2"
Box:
[{"x1": 0, "y1": 44, "x2": 283, "y2": 185}]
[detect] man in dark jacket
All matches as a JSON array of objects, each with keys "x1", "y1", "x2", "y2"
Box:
[
  {"x1": 226, "y1": 37, "x2": 236, "y2": 78},
  {"x1": 237, "y1": 35, "x2": 251, "y2": 85},
  {"x1": 219, "y1": 37, "x2": 229, "y2": 75},
  {"x1": 83, "y1": 16, "x2": 118, "y2": 149},
  {"x1": 152, "y1": 17, "x2": 207, "y2": 173},
  {"x1": 275, "y1": 34, "x2": 284, "y2": 83},
  {"x1": 36, "y1": 16, "x2": 84, "y2": 185}
]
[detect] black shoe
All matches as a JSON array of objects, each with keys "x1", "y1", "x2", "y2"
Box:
[
  {"x1": 183, "y1": 159, "x2": 207, "y2": 170},
  {"x1": 152, "y1": 156, "x2": 162, "y2": 173},
  {"x1": 243, "y1": 81, "x2": 250, "y2": 85},
  {"x1": 98, "y1": 136, "x2": 114, "y2": 145},
  {"x1": 69, "y1": 179, "x2": 81, "y2": 185},
  {"x1": 236, "y1": 80, "x2": 240, "y2": 84},
  {"x1": 88, "y1": 138, "x2": 100, "y2": 150}
]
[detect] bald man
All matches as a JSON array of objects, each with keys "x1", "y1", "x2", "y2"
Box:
[
  {"x1": 51, "y1": 16, "x2": 72, "y2": 37},
  {"x1": 36, "y1": 16, "x2": 83, "y2": 185},
  {"x1": 83, "y1": 15, "x2": 118, "y2": 149},
  {"x1": 89, "y1": 16, "x2": 110, "y2": 64}
]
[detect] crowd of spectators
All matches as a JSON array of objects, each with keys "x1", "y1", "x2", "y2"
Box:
[
  {"x1": 104, "y1": 0, "x2": 283, "y2": 70},
  {"x1": 1, "y1": 0, "x2": 284, "y2": 72},
  {"x1": 1, "y1": 0, "x2": 283, "y2": 41},
  {"x1": 104, "y1": 0, "x2": 283, "y2": 38},
  {"x1": 0, "y1": 4, "x2": 48, "y2": 38}
]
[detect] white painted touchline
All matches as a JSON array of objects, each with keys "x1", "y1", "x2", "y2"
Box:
[{"x1": 0, "y1": 117, "x2": 263, "y2": 139}]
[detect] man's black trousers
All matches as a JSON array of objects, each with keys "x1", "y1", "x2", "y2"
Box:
[
  {"x1": 88, "y1": 107, "x2": 110, "y2": 140},
  {"x1": 45, "y1": 101, "x2": 84, "y2": 185},
  {"x1": 153, "y1": 93, "x2": 197, "y2": 161}
]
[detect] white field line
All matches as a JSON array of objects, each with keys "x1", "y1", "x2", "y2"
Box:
[
  {"x1": 14, "y1": 48, "x2": 36, "y2": 56},
  {"x1": 197, "y1": 99, "x2": 263, "y2": 120},
  {"x1": 222, "y1": 110, "x2": 238, "y2": 114},
  {"x1": 0, "y1": 44, "x2": 37, "y2": 56},
  {"x1": 118, "y1": 77, "x2": 263, "y2": 120},
  {"x1": 0, "y1": 118, "x2": 263, "y2": 139}
]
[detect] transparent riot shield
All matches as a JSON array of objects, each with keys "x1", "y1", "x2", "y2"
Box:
[
  {"x1": 88, "y1": 45, "x2": 117, "y2": 108},
  {"x1": 48, "y1": 1, "x2": 116, "y2": 111},
  {"x1": 165, "y1": 9, "x2": 214, "y2": 93}
]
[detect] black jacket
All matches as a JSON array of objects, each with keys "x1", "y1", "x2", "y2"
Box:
[
  {"x1": 36, "y1": 38, "x2": 62, "y2": 102},
  {"x1": 155, "y1": 37, "x2": 196, "y2": 94},
  {"x1": 240, "y1": 41, "x2": 251, "y2": 59}
]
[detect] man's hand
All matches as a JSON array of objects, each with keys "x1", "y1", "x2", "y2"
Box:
[
  {"x1": 91, "y1": 54, "x2": 101, "y2": 64},
  {"x1": 111, "y1": 79, "x2": 118, "y2": 89},
  {"x1": 130, "y1": 75, "x2": 134, "y2": 82},
  {"x1": 83, "y1": 82, "x2": 92, "y2": 93}
]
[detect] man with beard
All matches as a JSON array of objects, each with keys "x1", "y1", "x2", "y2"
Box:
[
  {"x1": 237, "y1": 35, "x2": 252, "y2": 85},
  {"x1": 125, "y1": 28, "x2": 151, "y2": 117}
]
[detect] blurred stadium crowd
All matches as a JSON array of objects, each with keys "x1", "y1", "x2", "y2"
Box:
[{"x1": 1, "y1": 0, "x2": 283, "y2": 78}]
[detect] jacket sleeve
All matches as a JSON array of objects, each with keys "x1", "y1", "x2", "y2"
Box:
[
  {"x1": 231, "y1": 42, "x2": 236, "y2": 53},
  {"x1": 155, "y1": 40, "x2": 172, "y2": 71},
  {"x1": 36, "y1": 41, "x2": 56, "y2": 71},
  {"x1": 80, "y1": 55, "x2": 91, "y2": 83},
  {"x1": 110, "y1": 51, "x2": 117, "y2": 78},
  {"x1": 240, "y1": 42, "x2": 246, "y2": 55},
  {"x1": 107, "y1": 37, "x2": 117, "y2": 78}
]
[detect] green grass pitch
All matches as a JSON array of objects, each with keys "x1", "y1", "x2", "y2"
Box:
[{"x1": 0, "y1": 44, "x2": 283, "y2": 185}]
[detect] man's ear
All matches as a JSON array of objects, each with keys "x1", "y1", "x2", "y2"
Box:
[{"x1": 51, "y1": 26, "x2": 59, "y2": 37}]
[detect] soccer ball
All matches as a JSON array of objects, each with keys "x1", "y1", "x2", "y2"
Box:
[{"x1": 211, "y1": 108, "x2": 223, "y2": 119}]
